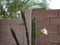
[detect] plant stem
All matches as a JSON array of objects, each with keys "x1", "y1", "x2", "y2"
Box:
[
  {"x1": 10, "y1": 28, "x2": 20, "y2": 45},
  {"x1": 31, "y1": 17, "x2": 36, "y2": 45},
  {"x1": 21, "y1": 10, "x2": 30, "y2": 45}
]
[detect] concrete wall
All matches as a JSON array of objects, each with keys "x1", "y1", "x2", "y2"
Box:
[
  {"x1": 32, "y1": 9, "x2": 60, "y2": 45},
  {"x1": 0, "y1": 10, "x2": 31, "y2": 45}
]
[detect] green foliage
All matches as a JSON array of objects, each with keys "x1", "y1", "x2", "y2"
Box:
[{"x1": 0, "y1": 0, "x2": 49, "y2": 18}]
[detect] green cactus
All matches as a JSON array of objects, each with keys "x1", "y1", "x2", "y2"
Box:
[
  {"x1": 21, "y1": 10, "x2": 30, "y2": 45},
  {"x1": 31, "y1": 17, "x2": 36, "y2": 45},
  {"x1": 10, "y1": 28, "x2": 20, "y2": 45}
]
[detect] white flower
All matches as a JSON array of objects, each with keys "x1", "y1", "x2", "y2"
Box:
[
  {"x1": 16, "y1": 10, "x2": 21, "y2": 15},
  {"x1": 41, "y1": 28, "x2": 48, "y2": 35},
  {"x1": 17, "y1": 11, "x2": 21, "y2": 14}
]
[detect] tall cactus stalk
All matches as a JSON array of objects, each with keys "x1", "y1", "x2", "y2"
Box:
[
  {"x1": 10, "y1": 28, "x2": 20, "y2": 45},
  {"x1": 31, "y1": 17, "x2": 36, "y2": 45},
  {"x1": 21, "y1": 10, "x2": 30, "y2": 45}
]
